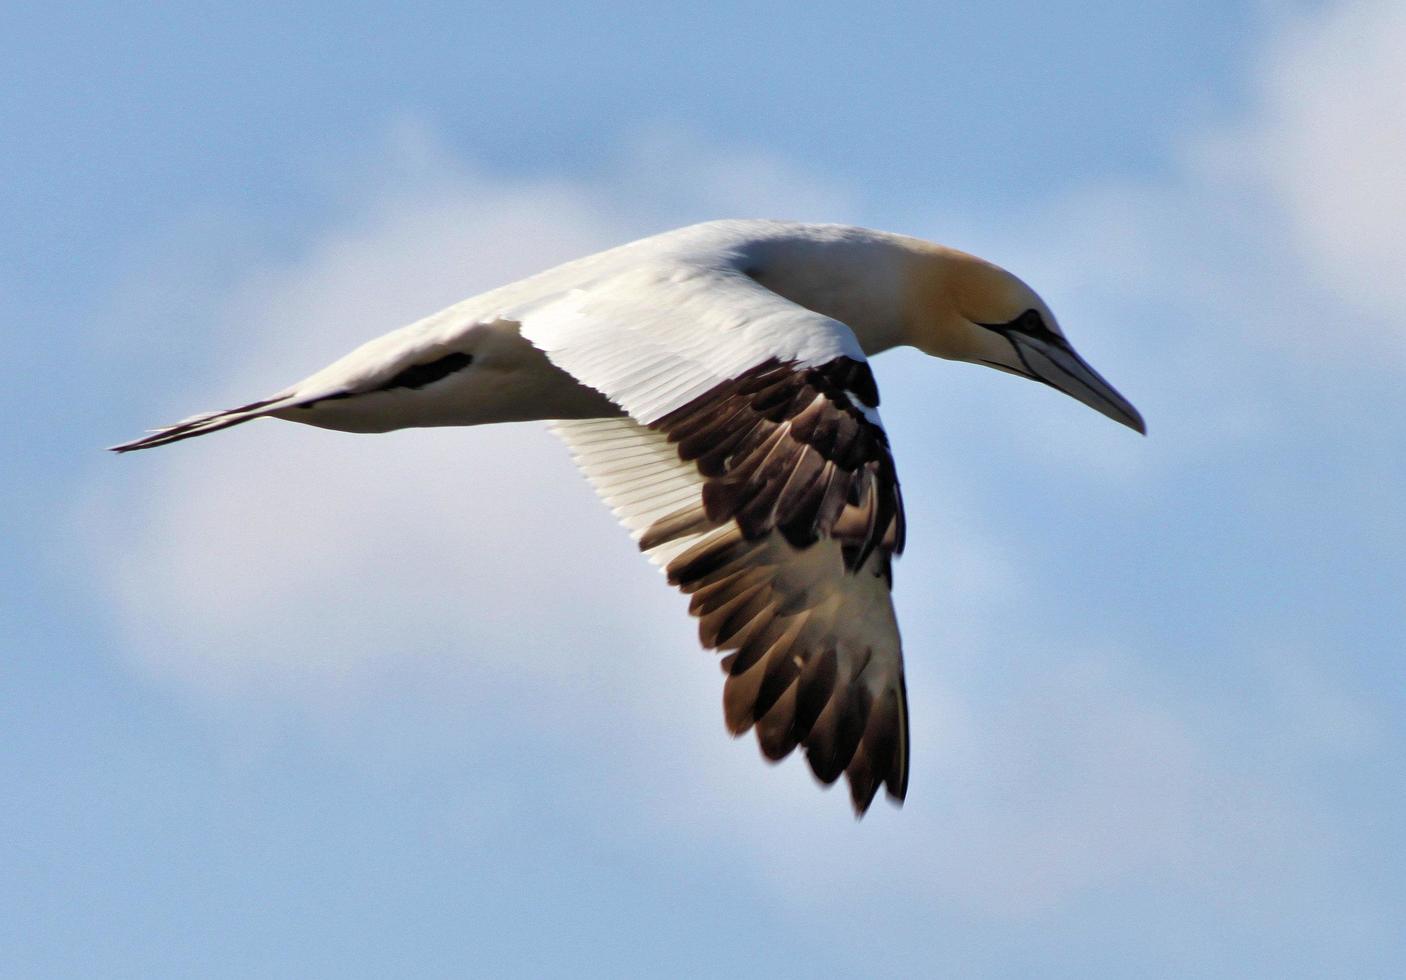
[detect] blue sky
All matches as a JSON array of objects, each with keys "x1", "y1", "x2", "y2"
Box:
[{"x1": 6, "y1": 1, "x2": 1405, "y2": 976}]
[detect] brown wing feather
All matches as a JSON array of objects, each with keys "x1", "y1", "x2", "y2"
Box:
[
  {"x1": 641, "y1": 357, "x2": 909, "y2": 814},
  {"x1": 653, "y1": 357, "x2": 904, "y2": 571}
]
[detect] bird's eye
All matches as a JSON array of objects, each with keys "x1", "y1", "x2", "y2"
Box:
[{"x1": 1009, "y1": 308, "x2": 1061, "y2": 341}]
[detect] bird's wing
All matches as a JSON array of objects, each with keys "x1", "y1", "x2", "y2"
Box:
[{"x1": 522, "y1": 263, "x2": 909, "y2": 812}]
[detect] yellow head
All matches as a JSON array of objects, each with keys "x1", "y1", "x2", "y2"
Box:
[{"x1": 901, "y1": 242, "x2": 1144, "y2": 433}]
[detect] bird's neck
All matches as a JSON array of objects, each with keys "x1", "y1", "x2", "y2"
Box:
[{"x1": 743, "y1": 232, "x2": 914, "y2": 356}]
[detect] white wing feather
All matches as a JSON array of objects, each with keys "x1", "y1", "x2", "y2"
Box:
[{"x1": 526, "y1": 258, "x2": 909, "y2": 811}]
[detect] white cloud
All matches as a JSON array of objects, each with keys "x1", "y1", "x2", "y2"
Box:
[
  {"x1": 615, "y1": 124, "x2": 859, "y2": 224},
  {"x1": 1064, "y1": 0, "x2": 1406, "y2": 366},
  {"x1": 1250, "y1": 0, "x2": 1406, "y2": 324}
]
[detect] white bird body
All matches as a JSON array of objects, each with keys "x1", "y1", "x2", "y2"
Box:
[
  {"x1": 115, "y1": 219, "x2": 1143, "y2": 814},
  {"x1": 262, "y1": 221, "x2": 911, "y2": 431}
]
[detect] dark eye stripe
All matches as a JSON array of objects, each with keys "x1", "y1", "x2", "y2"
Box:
[{"x1": 979, "y1": 308, "x2": 1061, "y2": 344}]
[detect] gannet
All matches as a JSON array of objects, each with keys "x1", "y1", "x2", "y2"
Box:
[{"x1": 113, "y1": 219, "x2": 1143, "y2": 814}]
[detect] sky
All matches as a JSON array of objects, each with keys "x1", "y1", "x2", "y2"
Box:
[{"x1": 4, "y1": 0, "x2": 1405, "y2": 976}]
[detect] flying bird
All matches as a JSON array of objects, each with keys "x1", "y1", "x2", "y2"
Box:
[{"x1": 113, "y1": 220, "x2": 1143, "y2": 814}]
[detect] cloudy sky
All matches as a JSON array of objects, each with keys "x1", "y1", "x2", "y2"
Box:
[{"x1": 6, "y1": 1, "x2": 1404, "y2": 975}]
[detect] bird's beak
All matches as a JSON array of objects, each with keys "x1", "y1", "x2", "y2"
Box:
[{"x1": 1004, "y1": 331, "x2": 1146, "y2": 434}]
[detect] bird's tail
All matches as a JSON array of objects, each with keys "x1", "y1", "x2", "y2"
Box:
[{"x1": 108, "y1": 393, "x2": 297, "y2": 453}]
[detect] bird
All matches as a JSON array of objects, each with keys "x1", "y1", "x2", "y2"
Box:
[{"x1": 113, "y1": 219, "x2": 1143, "y2": 815}]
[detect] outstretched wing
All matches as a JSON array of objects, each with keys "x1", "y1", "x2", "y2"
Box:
[{"x1": 522, "y1": 264, "x2": 909, "y2": 813}]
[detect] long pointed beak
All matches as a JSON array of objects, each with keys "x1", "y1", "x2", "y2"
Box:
[{"x1": 1006, "y1": 332, "x2": 1146, "y2": 434}]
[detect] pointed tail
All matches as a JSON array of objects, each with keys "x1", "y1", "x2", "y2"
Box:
[{"x1": 109, "y1": 393, "x2": 296, "y2": 453}]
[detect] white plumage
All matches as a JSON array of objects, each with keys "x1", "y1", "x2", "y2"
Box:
[{"x1": 114, "y1": 219, "x2": 1143, "y2": 814}]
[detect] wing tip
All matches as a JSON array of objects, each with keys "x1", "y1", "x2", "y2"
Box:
[{"x1": 729, "y1": 665, "x2": 911, "y2": 818}]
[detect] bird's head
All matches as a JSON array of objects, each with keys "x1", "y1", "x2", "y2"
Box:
[{"x1": 902, "y1": 243, "x2": 1145, "y2": 433}]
